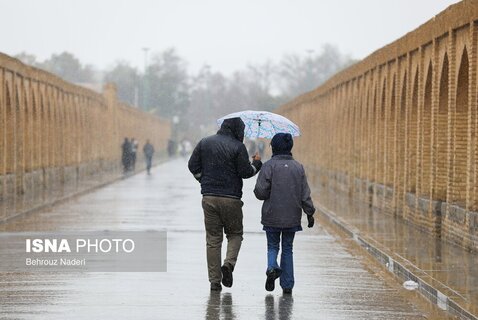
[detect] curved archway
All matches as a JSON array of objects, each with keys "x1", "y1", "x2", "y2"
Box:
[
  {"x1": 371, "y1": 82, "x2": 378, "y2": 181},
  {"x1": 362, "y1": 83, "x2": 370, "y2": 179},
  {"x1": 31, "y1": 88, "x2": 39, "y2": 171},
  {"x1": 47, "y1": 90, "x2": 56, "y2": 169},
  {"x1": 24, "y1": 87, "x2": 32, "y2": 173},
  {"x1": 407, "y1": 68, "x2": 419, "y2": 193},
  {"x1": 5, "y1": 85, "x2": 14, "y2": 174},
  {"x1": 420, "y1": 61, "x2": 433, "y2": 197},
  {"x1": 435, "y1": 54, "x2": 449, "y2": 201},
  {"x1": 387, "y1": 75, "x2": 397, "y2": 187},
  {"x1": 14, "y1": 84, "x2": 25, "y2": 203},
  {"x1": 451, "y1": 47, "x2": 469, "y2": 206},
  {"x1": 378, "y1": 77, "x2": 387, "y2": 184},
  {"x1": 395, "y1": 72, "x2": 407, "y2": 212},
  {"x1": 40, "y1": 91, "x2": 50, "y2": 170}
]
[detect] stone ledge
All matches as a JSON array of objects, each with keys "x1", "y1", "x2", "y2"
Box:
[
  {"x1": 0, "y1": 158, "x2": 167, "y2": 224},
  {"x1": 445, "y1": 204, "x2": 467, "y2": 225},
  {"x1": 316, "y1": 202, "x2": 478, "y2": 320}
]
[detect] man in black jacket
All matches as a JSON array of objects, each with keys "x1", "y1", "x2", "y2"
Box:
[{"x1": 188, "y1": 117, "x2": 262, "y2": 291}]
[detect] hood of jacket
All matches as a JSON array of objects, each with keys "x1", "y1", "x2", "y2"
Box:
[{"x1": 217, "y1": 117, "x2": 245, "y2": 142}]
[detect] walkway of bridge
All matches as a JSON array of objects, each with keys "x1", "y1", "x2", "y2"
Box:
[{"x1": 0, "y1": 160, "x2": 450, "y2": 319}]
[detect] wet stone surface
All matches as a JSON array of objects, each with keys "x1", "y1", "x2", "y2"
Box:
[
  {"x1": 318, "y1": 186, "x2": 478, "y2": 318},
  {"x1": 0, "y1": 160, "x2": 451, "y2": 319}
]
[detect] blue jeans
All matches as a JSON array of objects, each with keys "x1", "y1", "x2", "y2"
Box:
[{"x1": 266, "y1": 231, "x2": 295, "y2": 289}]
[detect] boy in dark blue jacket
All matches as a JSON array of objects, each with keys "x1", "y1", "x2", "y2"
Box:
[{"x1": 254, "y1": 133, "x2": 315, "y2": 294}]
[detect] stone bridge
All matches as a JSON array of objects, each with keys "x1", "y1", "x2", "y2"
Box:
[
  {"x1": 279, "y1": 0, "x2": 478, "y2": 251},
  {"x1": 0, "y1": 53, "x2": 171, "y2": 222}
]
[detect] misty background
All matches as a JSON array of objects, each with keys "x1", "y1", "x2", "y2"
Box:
[
  {"x1": 15, "y1": 45, "x2": 354, "y2": 138},
  {"x1": 3, "y1": 0, "x2": 458, "y2": 138}
]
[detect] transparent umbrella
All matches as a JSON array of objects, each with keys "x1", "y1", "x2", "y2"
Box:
[{"x1": 217, "y1": 110, "x2": 300, "y2": 139}]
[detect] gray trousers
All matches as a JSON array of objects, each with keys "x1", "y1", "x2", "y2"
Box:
[{"x1": 202, "y1": 196, "x2": 244, "y2": 284}]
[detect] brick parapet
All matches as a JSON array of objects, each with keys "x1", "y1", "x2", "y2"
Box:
[
  {"x1": 278, "y1": 0, "x2": 478, "y2": 251},
  {"x1": 0, "y1": 53, "x2": 171, "y2": 222}
]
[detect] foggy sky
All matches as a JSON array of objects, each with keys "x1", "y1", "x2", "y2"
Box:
[{"x1": 0, "y1": 0, "x2": 459, "y2": 74}]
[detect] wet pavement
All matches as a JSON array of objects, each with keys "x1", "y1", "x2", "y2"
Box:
[
  {"x1": 0, "y1": 160, "x2": 451, "y2": 319},
  {"x1": 317, "y1": 191, "x2": 478, "y2": 319}
]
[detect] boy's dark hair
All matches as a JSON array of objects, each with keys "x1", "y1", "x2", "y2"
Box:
[{"x1": 271, "y1": 133, "x2": 293, "y2": 155}]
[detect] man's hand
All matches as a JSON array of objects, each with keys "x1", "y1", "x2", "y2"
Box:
[
  {"x1": 252, "y1": 153, "x2": 261, "y2": 162},
  {"x1": 307, "y1": 215, "x2": 314, "y2": 228}
]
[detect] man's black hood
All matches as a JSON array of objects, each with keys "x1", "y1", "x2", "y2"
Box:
[{"x1": 217, "y1": 117, "x2": 245, "y2": 142}]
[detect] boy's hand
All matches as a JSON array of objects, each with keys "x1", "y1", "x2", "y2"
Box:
[
  {"x1": 252, "y1": 153, "x2": 261, "y2": 161},
  {"x1": 307, "y1": 215, "x2": 314, "y2": 228}
]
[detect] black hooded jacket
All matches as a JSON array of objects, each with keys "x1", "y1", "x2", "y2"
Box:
[{"x1": 188, "y1": 118, "x2": 262, "y2": 199}]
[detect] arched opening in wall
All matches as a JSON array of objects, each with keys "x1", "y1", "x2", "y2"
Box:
[
  {"x1": 24, "y1": 91, "x2": 32, "y2": 173},
  {"x1": 53, "y1": 93, "x2": 61, "y2": 169},
  {"x1": 407, "y1": 69, "x2": 419, "y2": 193},
  {"x1": 362, "y1": 87, "x2": 370, "y2": 179},
  {"x1": 396, "y1": 72, "x2": 407, "y2": 209},
  {"x1": 57, "y1": 93, "x2": 66, "y2": 185},
  {"x1": 370, "y1": 84, "x2": 378, "y2": 182},
  {"x1": 61, "y1": 94, "x2": 69, "y2": 167},
  {"x1": 31, "y1": 90, "x2": 39, "y2": 171},
  {"x1": 78, "y1": 100, "x2": 86, "y2": 165},
  {"x1": 387, "y1": 75, "x2": 396, "y2": 187},
  {"x1": 73, "y1": 98, "x2": 80, "y2": 166},
  {"x1": 56, "y1": 93, "x2": 65, "y2": 169},
  {"x1": 378, "y1": 78, "x2": 387, "y2": 185},
  {"x1": 421, "y1": 62, "x2": 433, "y2": 197},
  {"x1": 15, "y1": 88, "x2": 25, "y2": 197},
  {"x1": 37, "y1": 93, "x2": 47, "y2": 194},
  {"x1": 48, "y1": 94, "x2": 56, "y2": 169},
  {"x1": 40, "y1": 94, "x2": 49, "y2": 170},
  {"x1": 452, "y1": 47, "x2": 469, "y2": 207},
  {"x1": 345, "y1": 105, "x2": 353, "y2": 176},
  {"x1": 435, "y1": 54, "x2": 449, "y2": 201},
  {"x1": 5, "y1": 86, "x2": 14, "y2": 174}
]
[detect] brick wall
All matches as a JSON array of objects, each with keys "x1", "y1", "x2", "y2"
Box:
[
  {"x1": 278, "y1": 0, "x2": 478, "y2": 251},
  {"x1": 0, "y1": 53, "x2": 171, "y2": 222}
]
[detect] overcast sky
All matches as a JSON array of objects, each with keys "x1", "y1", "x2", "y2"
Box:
[{"x1": 0, "y1": 0, "x2": 459, "y2": 75}]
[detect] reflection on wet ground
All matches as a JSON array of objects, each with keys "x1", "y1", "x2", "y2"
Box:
[
  {"x1": 317, "y1": 189, "x2": 478, "y2": 317},
  {"x1": 0, "y1": 160, "x2": 451, "y2": 319}
]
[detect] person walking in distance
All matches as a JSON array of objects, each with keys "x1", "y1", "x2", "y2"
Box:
[
  {"x1": 143, "y1": 139, "x2": 155, "y2": 175},
  {"x1": 121, "y1": 137, "x2": 131, "y2": 173},
  {"x1": 254, "y1": 133, "x2": 315, "y2": 295},
  {"x1": 188, "y1": 117, "x2": 262, "y2": 291},
  {"x1": 131, "y1": 138, "x2": 138, "y2": 171}
]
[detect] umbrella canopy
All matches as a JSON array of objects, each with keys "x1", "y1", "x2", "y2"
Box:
[{"x1": 217, "y1": 110, "x2": 300, "y2": 139}]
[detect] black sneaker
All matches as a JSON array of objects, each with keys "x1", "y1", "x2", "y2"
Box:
[
  {"x1": 265, "y1": 268, "x2": 282, "y2": 292},
  {"x1": 283, "y1": 288, "x2": 292, "y2": 294},
  {"x1": 221, "y1": 264, "x2": 234, "y2": 288},
  {"x1": 210, "y1": 282, "x2": 222, "y2": 291}
]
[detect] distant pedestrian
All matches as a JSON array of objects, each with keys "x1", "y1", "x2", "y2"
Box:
[
  {"x1": 121, "y1": 137, "x2": 132, "y2": 173},
  {"x1": 182, "y1": 139, "x2": 192, "y2": 157},
  {"x1": 248, "y1": 140, "x2": 256, "y2": 157},
  {"x1": 257, "y1": 140, "x2": 265, "y2": 158},
  {"x1": 131, "y1": 138, "x2": 138, "y2": 171},
  {"x1": 188, "y1": 117, "x2": 262, "y2": 292},
  {"x1": 253, "y1": 133, "x2": 315, "y2": 295},
  {"x1": 167, "y1": 139, "x2": 176, "y2": 158},
  {"x1": 143, "y1": 139, "x2": 155, "y2": 175}
]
